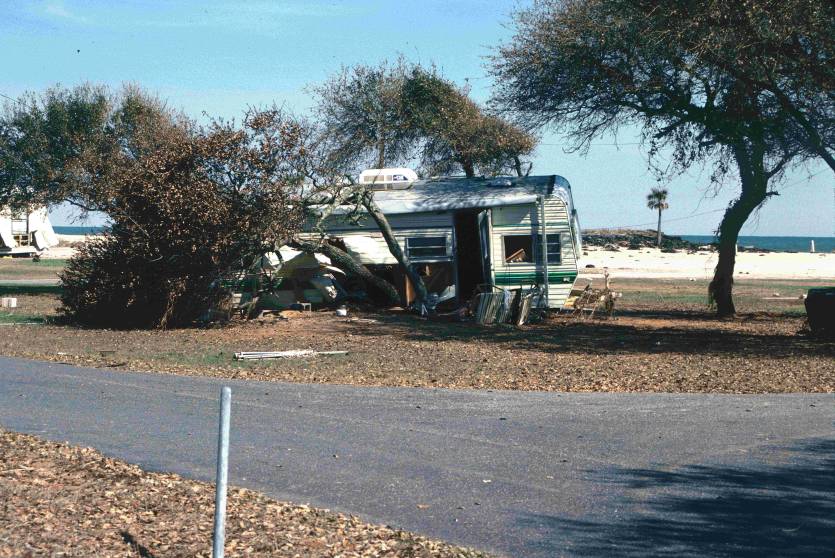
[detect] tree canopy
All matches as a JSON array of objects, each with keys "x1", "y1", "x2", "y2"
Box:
[
  {"x1": 491, "y1": 0, "x2": 833, "y2": 315},
  {"x1": 0, "y1": 84, "x2": 186, "y2": 214},
  {"x1": 313, "y1": 60, "x2": 536, "y2": 177}
]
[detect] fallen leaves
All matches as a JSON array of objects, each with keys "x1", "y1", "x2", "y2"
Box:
[
  {"x1": 0, "y1": 279, "x2": 833, "y2": 394},
  {"x1": 0, "y1": 429, "x2": 490, "y2": 558}
]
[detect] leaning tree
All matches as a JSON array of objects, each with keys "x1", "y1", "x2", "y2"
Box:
[
  {"x1": 491, "y1": 0, "x2": 832, "y2": 316},
  {"x1": 1, "y1": 85, "x2": 308, "y2": 327}
]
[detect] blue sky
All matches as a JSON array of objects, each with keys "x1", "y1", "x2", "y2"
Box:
[{"x1": 2, "y1": 0, "x2": 832, "y2": 236}]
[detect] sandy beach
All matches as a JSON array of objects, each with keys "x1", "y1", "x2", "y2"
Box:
[
  {"x1": 37, "y1": 233, "x2": 104, "y2": 259},
  {"x1": 579, "y1": 246, "x2": 834, "y2": 280}
]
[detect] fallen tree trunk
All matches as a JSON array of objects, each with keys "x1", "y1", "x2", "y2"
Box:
[
  {"x1": 360, "y1": 191, "x2": 429, "y2": 309},
  {"x1": 290, "y1": 237, "x2": 400, "y2": 306}
]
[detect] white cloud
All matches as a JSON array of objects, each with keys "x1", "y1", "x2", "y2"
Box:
[{"x1": 42, "y1": 1, "x2": 90, "y2": 24}]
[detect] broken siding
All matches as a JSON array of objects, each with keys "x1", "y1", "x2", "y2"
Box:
[{"x1": 489, "y1": 198, "x2": 578, "y2": 308}]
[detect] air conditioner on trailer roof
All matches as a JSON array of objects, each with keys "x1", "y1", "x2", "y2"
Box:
[{"x1": 359, "y1": 168, "x2": 418, "y2": 190}]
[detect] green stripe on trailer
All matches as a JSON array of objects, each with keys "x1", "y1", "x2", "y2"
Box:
[{"x1": 493, "y1": 271, "x2": 578, "y2": 285}]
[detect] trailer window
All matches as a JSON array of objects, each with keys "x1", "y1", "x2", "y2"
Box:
[
  {"x1": 503, "y1": 235, "x2": 534, "y2": 263},
  {"x1": 536, "y1": 234, "x2": 562, "y2": 264},
  {"x1": 406, "y1": 236, "x2": 447, "y2": 259}
]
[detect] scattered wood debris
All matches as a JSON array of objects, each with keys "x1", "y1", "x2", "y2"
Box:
[
  {"x1": 234, "y1": 350, "x2": 348, "y2": 360},
  {"x1": 567, "y1": 271, "x2": 621, "y2": 319}
]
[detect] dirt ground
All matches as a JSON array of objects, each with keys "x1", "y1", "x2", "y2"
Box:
[
  {"x1": 1, "y1": 278, "x2": 832, "y2": 393},
  {"x1": 0, "y1": 257, "x2": 65, "y2": 281},
  {"x1": 0, "y1": 429, "x2": 489, "y2": 558}
]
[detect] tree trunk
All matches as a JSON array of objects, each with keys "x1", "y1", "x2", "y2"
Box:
[
  {"x1": 656, "y1": 208, "x2": 663, "y2": 247},
  {"x1": 290, "y1": 238, "x2": 400, "y2": 306},
  {"x1": 513, "y1": 156, "x2": 523, "y2": 177},
  {"x1": 377, "y1": 133, "x2": 386, "y2": 169},
  {"x1": 360, "y1": 191, "x2": 430, "y2": 309},
  {"x1": 462, "y1": 159, "x2": 475, "y2": 178},
  {"x1": 708, "y1": 142, "x2": 769, "y2": 316}
]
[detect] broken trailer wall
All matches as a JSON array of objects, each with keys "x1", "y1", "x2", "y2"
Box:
[
  {"x1": 305, "y1": 174, "x2": 582, "y2": 309},
  {"x1": 0, "y1": 206, "x2": 59, "y2": 254},
  {"x1": 489, "y1": 197, "x2": 578, "y2": 309}
]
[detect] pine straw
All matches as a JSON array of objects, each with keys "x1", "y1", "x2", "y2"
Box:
[{"x1": 0, "y1": 429, "x2": 490, "y2": 558}]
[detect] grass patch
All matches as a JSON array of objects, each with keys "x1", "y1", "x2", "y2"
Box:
[
  {"x1": 0, "y1": 312, "x2": 45, "y2": 324},
  {"x1": 0, "y1": 258, "x2": 67, "y2": 280},
  {"x1": 0, "y1": 285, "x2": 63, "y2": 295}
]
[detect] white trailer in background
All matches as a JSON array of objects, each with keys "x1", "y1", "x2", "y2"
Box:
[
  {"x1": 0, "y1": 207, "x2": 60, "y2": 256},
  {"x1": 310, "y1": 172, "x2": 582, "y2": 309}
]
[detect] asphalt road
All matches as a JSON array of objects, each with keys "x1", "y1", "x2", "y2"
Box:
[{"x1": 0, "y1": 356, "x2": 833, "y2": 557}]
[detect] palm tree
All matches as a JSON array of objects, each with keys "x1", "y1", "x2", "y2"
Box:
[{"x1": 646, "y1": 187, "x2": 669, "y2": 247}]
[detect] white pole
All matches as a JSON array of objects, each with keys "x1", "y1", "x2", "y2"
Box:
[
  {"x1": 810, "y1": 239, "x2": 816, "y2": 253},
  {"x1": 212, "y1": 386, "x2": 232, "y2": 558}
]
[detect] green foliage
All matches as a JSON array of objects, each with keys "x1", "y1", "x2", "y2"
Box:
[
  {"x1": 313, "y1": 60, "x2": 536, "y2": 177},
  {"x1": 646, "y1": 187, "x2": 669, "y2": 211},
  {"x1": 0, "y1": 84, "x2": 187, "y2": 214},
  {"x1": 59, "y1": 108, "x2": 307, "y2": 329},
  {"x1": 491, "y1": 0, "x2": 833, "y2": 315},
  {"x1": 402, "y1": 68, "x2": 535, "y2": 177},
  {"x1": 493, "y1": 0, "x2": 810, "y2": 178},
  {"x1": 312, "y1": 59, "x2": 419, "y2": 170}
]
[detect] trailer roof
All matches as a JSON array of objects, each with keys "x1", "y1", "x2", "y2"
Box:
[{"x1": 356, "y1": 174, "x2": 571, "y2": 215}]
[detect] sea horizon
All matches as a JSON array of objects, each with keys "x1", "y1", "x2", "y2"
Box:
[
  {"x1": 678, "y1": 234, "x2": 833, "y2": 253},
  {"x1": 53, "y1": 225, "x2": 833, "y2": 253}
]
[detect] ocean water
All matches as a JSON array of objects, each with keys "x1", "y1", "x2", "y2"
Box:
[
  {"x1": 53, "y1": 225, "x2": 106, "y2": 235},
  {"x1": 680, "y1": 235, "x2": 834, "y2": 253}
]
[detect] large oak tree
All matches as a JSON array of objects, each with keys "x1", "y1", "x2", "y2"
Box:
[{"x1": 491, "y1": 0, "x2": 832, "y2": 316}]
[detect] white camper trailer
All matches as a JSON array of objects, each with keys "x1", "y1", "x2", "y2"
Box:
[
  {"x1": 311, "y1": 172, "x2": 582, "y2": 309},
  {"x1": 0, "y1": 207, "x2": 60, "y2": 256}
]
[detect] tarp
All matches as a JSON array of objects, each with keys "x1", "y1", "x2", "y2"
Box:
[{"x1": 42, "y1": 225, "x2": 59, "y2": 248}]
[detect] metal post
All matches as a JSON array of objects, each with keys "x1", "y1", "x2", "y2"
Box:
[{"x1": 212, "y1": 386, "x2": 232, "y2": 558}]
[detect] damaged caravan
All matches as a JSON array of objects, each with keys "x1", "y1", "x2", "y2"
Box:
[
  {"x1": 310, "y1": 170, "x2": 582, "y2": 309},
  {"x1": 0, "y1": 207, "x2": 59, "y2": 256}
]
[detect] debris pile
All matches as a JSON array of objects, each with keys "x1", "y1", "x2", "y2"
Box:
[
  {"x1": 565, "y1": 271, "x2": 621, "y2": 319},
  {"x1": 471, "y1": 285, "x2": 538, "y2": 326}
]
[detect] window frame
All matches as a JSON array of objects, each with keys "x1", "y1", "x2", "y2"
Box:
[
  {"x1": 502, "y1": 234, "x2": 536, "y2": 265},
  {"x1": 536, "y1": 233, "x2": 562, "y2": 265},
  {"x1": 405, "y1": 235, "x2": 449, "y2": 260}
]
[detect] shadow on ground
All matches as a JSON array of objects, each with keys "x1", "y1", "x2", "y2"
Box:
[
  {"x1": 355, "y1": 310, "x2": 835, "y2": 359},
  {"x1": 515, "y1": 437, "x2": 835, "y2": 557}
]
